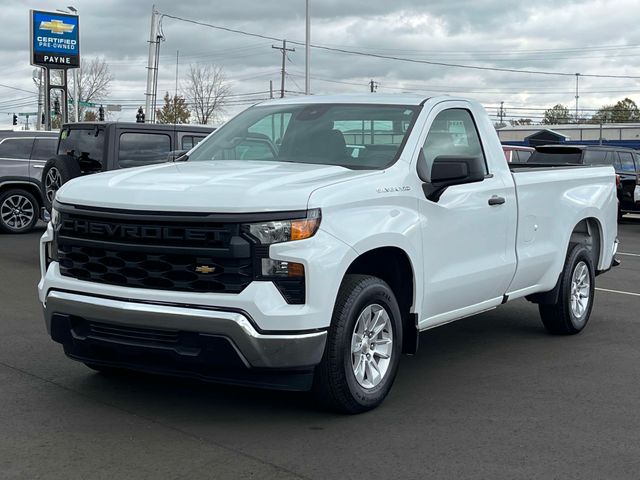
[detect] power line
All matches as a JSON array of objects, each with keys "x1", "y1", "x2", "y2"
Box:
[
  {"x1": 0, "y1": 83, "x2": 37, "y2": 94},
  {"x1": 158, "y1": 12, "x2": 640, "y2": 80}
]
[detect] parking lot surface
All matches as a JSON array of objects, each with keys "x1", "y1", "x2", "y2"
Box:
[{"x1": 1, "y1": 218, "x2": 639, "y2": 479}]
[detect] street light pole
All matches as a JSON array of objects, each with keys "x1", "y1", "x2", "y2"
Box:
[{"x1": 68, "y1": 6, "x2": 80, "y2": 123}]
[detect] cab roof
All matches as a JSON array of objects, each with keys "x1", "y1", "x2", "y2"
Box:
[{"x1": 256, "y1": 93, "x2": 436, "y2": 106}]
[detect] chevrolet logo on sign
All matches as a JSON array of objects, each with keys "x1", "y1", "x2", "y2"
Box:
[
  {"x1": 40, "y1": 19, "x2": 75, "y2": 35},
  {"x1": 195, "y1": 265, "x2": 216, "y2": 274}
]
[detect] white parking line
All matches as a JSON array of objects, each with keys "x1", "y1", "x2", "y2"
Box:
[
  {"x1": 596, "y1": 287, "x2": 640, "y2": 297},
  {"x1": 617, "y1": 252, "x2": 640, "y2": 257}
]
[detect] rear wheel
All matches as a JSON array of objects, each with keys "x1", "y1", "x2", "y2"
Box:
[
  {"x1": 312, "y1": 275, "x2": 403, "y2": 413},
  {"x1": 0, "y1": 189, "x2": 39, "y2": 234},
  {"x1": 42, "y1": 155, "x2": 81, "y2": 210},
  {"x1": 539, "y1": 244, "x2": 595, "y2": 335}
]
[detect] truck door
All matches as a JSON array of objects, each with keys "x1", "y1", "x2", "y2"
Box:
[{"x1": 415, "y1": 104, "x2": 518, "y2": 327}]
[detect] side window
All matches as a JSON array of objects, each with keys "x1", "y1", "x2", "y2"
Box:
[
  {"x1": 118, "y1": 133, "x2": 171, "y2": 168},
  {"x1": 422, "y1": 109, "x2": 487, "y2": 174},
  {"x1": 618, "y1": 152, "x2": 636, "y2": 172},
  {"x1": 181, "y1": 135, "x2": 207, "y2": 150},
  {"x1": 31, "y1": 138, "x2": 58, "y2": 160},
  {"x1": 515, "y1": 150, "x2": 532, "y2": 162},
  {"x1": 611, "y1": 152, "x2": 622, "y2": 170},
  {"x1": 0, "y1": 138, "x2": 34, "y2": 159},
  {"x1": 582, "y1": 150, "x2": 609, "y2": 165}
]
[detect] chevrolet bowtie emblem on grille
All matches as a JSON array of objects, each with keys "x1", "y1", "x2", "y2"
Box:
[
  {"x1": 40, "y1": 19, "x2": 75, "y2": 35},
  {"x1": 195, "y1": 265, "x2": 216, "y2": 274}
]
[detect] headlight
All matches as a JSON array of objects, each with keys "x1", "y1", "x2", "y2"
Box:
[
  {"x1": 243, "y1": 209, "x2": 321, "y2": 244},
  {"x1": 50, "y1": 206, "x2": 60, "y2": 227}
]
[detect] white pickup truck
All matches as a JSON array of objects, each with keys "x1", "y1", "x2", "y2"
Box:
[{"x1": 38, "y1": 94, "x2": 618, "y2": 413}]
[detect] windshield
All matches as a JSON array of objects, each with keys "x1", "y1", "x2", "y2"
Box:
[
  {"x1": 58, "y1": 127, "x2": 106, "y2": 169},
  {"x1": 188, "y1": 103, "x2": 419, "y2": 169}
]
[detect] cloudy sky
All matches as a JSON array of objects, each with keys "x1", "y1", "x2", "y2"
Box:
[{"x1": 3, "y1": 0, "x2": 640, "y2": 129}]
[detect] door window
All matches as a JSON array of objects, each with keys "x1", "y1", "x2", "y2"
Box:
[
  {"x1": 31, "y1": 138, "x2": 58, "y2": 160},
  {"x1": 422, "y1": 109, "x2": 487, "y2": 174},
  {"x1": 617, "y1": 152, "x2": 636, "y2": 172},
  {"x1": 118, "y1": 133, "x2": 172, "y2": 168},
  {"x1": 181, "y1": 135, "x2": 206, "y2": 150},
  {"x1": 514, "y1": 150, "x2": 532, "y2": 162},
  {"x1": 0, "y1": 138, "x2": 34, "y2": 159},
  {"x1": 582, "y1": 150, "x2": 610, "y2": 165}
]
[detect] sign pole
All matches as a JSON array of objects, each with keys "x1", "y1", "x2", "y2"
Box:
[{"x1": 44, "y1": 69, "x2": 51, "y2": 131}]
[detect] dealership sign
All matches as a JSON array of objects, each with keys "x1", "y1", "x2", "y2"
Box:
[{"x1": 30, "y1": 10, "x2": 79, "y2": 68}]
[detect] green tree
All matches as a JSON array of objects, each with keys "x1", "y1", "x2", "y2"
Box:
[
  {"x1": 590, "y1": 98, "x2": 640, "y2": 124},
  {"x1": 542, "y1": 104, "x2": 572, "y2": 125},
  {"x1": 156, "y1": 92, "x2": 190, "y2": 124}
]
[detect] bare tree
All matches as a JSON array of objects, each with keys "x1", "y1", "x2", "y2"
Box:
[
  {"x1": 31, "y1": 58, "x2": 112, "y2": 124},
  {"x1": 184, "y1": 64, "x2": 230, "y2": 125}
]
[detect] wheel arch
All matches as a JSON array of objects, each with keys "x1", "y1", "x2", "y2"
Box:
[
  {"x1": 0, "y1": 181, "x2": 43, "y2": 207},
  {"x1": 527, "y1": 216, "x2": 602, "y2": 305},
  {"x1": 343, "y1": 246, "x2": 419, "y2": 354}
]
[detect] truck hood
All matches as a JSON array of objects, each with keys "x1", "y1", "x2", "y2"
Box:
[{"x1": 56, "y1": 160, "x2": 379, "y2": 212}]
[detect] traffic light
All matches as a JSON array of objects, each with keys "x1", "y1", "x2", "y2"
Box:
[
  {"x1": 53, "y1": 97, "x2": 61, "y2": 116},
  {"x1": 12, "y1": 114, "x2": 17, "y2": 126},
  {"x1": 136, "y1": 106, "x2": 145, "y2": 123},
  {"x1": 98, "y1": 105, "x2": 105, "y2": 122}
]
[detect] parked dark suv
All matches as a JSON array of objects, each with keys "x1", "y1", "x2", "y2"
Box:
[
  {"x1": 42, "y1": 122, "x2": 214, "y2": 210},
  {"x1": 527, "y1": 145, "x2": 640, "y2": 218},
  {"x1": 0, "y1": 131, "x2": 58, "y2": 233}
]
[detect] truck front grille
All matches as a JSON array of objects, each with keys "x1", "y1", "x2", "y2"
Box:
[
  {"x1": 58, "y1": 245, "x2": 252, "y2": 293},
  {"x1": 56, "y1": 208, "x2": 254, "y2": 295}
]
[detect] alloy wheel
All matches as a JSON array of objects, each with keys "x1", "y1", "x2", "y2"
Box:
[
  {"x1": 351, "y1": 303, "x2": 394, "y2": 389},
  {"x1": 0, "y1": 194, "x2": 35, "y2": 231}
]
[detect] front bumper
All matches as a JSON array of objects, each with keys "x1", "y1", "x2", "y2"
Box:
[{"x1": 44, "y1": 290, "x2": 327, "y2": 390}]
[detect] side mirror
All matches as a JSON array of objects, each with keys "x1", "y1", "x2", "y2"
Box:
[{"x1": 417, "y1": 150, "x2": 485, "y2": 202}]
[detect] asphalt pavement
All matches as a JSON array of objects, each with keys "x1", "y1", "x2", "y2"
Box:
[{"x1": 1, "y1": 218, "x2": 639, "y2": 479}]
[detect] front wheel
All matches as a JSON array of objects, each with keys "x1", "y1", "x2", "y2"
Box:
[
  {"x1": 312, "y1": 275, "x2": 403, "y2": 414},
  {"x1": 0, "y1": 189, "x2": 39, "y2": 234},
  {"x1": 539, "y1": 244, "x2": 595, "y2": 335}
]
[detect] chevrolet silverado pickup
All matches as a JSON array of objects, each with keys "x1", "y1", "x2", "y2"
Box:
[{"x1": 38, "y1": 94, "x2": 618, "y2": 413}]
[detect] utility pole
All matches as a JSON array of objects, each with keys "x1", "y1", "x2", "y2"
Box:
[
  {"x1": 498, "y1": 101, "x2": 506, "y2": 125},
  {"x1": 145, "y1": 5, "x2": 158, "y2": 120},
  {"x1": 272, "y1": 40, "x2": 295, "y2": 98},
  {"x1": 305, "y1": 0, "x2": 310, "y2": 95},
  {"x1": 369, "y1": 80, "x2": 377, "y2": 92},
  {"x1": 269, "y1": 80, "x2": 274, "y2": 99},
  {"x1": 174, "y1": 50, "x2": 179, "y2": 125},
  {"x1": 574, "y1": 73, "x2": 580, "y2": 123}
]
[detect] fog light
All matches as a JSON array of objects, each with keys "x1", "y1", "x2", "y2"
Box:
[{"x1": 261, "y1": 259, "x2": 304, "y2": 277}]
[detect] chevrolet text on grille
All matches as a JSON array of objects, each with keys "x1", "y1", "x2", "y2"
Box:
[{"x1": 61, "y1": 219, "x2": 216, "y2": 242}]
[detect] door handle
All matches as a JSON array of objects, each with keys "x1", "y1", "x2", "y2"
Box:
[{"x1": 488, "y1": 195, "x2": 505, "y2": 206}]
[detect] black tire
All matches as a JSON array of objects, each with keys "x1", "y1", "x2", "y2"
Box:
[
  {"x1": 312, "y1": 274, "x2": 403, "y2": 414},
  {"x1": 41, "y1": 155, "x2": 81, "y2": 210},
  {"x1": 0, "y1": 188, "x2": 39, "y2": 234},
  {"x1": 539, "y1": 244, "x2": 595, "y2": 335}
]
